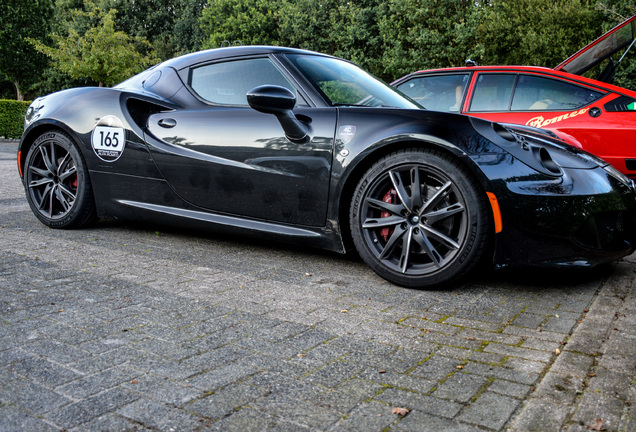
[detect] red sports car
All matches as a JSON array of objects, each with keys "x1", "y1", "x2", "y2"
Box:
[{"x1": 393, "y1": 15, "x2": 636, "y2": 178}]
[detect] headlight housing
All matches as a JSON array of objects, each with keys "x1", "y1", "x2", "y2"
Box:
[
  {"x1": 23, "y1": 98, "x2": 44, "y2": 131},
  {"x1": 602, "y1": 162, "x2": 635, "y2": 189},
  {"x1": 470, "y1": 118, "x2": 620, "y2": 179}
]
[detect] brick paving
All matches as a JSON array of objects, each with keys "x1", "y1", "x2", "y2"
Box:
[{"x1": 1, "y1": 139, "x2": 635, "y2": 431}]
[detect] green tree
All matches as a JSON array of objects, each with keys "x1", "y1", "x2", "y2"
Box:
[
  {"x1": 200, "y1": 0, "x2": 282, "y2": 49},
  {"x1": 276, "y1": 0, "x2": 341, "y2": 54},
  {"x1": 172, "y1": 0, "x2": 209, "y2": 55},
  {"x1": 199, "y1": 0, "x2": 387, "y2": 78},
  {"x1": 328, "y1": 0, "x2": 385, "y2": 78},
  {"x1": 32, "y1": 1, "x2": 157, "y2": 87},
  {"x1": 0, "y1": 0, "x2": 54, "y2": 100},
  {"x1": 109, "y1": 0, "x2": 208, "y2": 59},
  {"x1": 475, "y1": 0, "x2": 605, "y2": 68},
  {"x1": 596, "y1": 0, "x2": 636, "y2": 22},
  {"x1": 276, "y1": 0, "x2": 384, "y2": 76},
  {"x1": 108, "y1": 0, "x2": 174, "y2": 60},
  {"x1": 377, "y1": 0, "x2": 479, "y2": 80}
]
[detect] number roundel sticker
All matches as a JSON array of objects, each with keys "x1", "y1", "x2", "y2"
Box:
[{"x1": 91, "y1": 116, "x2": 126, "y2": 162}]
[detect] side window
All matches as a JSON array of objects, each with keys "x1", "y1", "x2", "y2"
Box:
[
  {"x1": 396, "y1": 74, "x2": 470, "y2": 112},
  {"x1": 190, "y1": 58, "x2": 298, "y2": 106},
  {"x1": 469, "y1": 74, "x2": 516, "y2": 112},
  {"x1": 511, "y1": 75, "x2": 604, "y2": 111}
]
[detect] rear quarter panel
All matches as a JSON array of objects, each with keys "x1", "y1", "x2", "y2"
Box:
[{"x1": 20, "y1": 87, "x2": 162, "y2": 180}]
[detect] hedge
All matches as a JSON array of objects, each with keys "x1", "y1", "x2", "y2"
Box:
[{"x1": 0, "y1": 99, "x2": 30, "y2": 139}]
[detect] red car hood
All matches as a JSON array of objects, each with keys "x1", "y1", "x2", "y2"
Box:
[{"x1": 555, "y1": 15, "x2": 635, "y2": 79}]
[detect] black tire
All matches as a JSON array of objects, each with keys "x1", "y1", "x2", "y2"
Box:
[
  {"x1": 350, "y1": 148, "x2": 491, "y2": 288},
  {"x1": 24, "y1": 131, "x2": 96, "y2": 229}
]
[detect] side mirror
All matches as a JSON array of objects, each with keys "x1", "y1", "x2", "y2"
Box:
[{"x1": 247, "y1": 85, "x2": 309, "y2": 141}]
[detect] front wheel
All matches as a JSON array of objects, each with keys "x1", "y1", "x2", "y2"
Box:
[
  {"x1": 350, "y1": 149, "x2": 491, "y2": 288},
  {"x1": 24, "y1": 131, "x2": 96, "y2": 229}
]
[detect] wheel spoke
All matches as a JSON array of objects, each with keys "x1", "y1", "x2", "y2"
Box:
[
  {"x1": 362, "y1": 215, "x2": 404, "y2": 229},
  {"x1": 409, "y1": 167, "x2": 423, "y2": 210},
  {"x1": 37, "y1": 183, "x2": 53, "y2": 211},
  {"x1": 366, "y1": 197, "x2": 404, "y2": 215},
  {"x1": 398, "y1": 228, "x2": 414, "y2": 273},
  {"x1": 54, "y1": 185, "x2": 72, "y2": 212},
  {"x1": 58, "y1": 184, "x2": 77, "y2": 202},
  {"x1": 58, "y1": 153, "x2": 75, "y2": 180},
  {"x1": 29, "y1": 166, "x2": 51, "y2": 178},
  {"x1": 413, "y1": 229, "x2": 443, "y2": 267},
  {"x1": 29, "y1": 177, "x2": 54, "y2": 188},
  {"x1": 59, "y1": 166, "x2": 77, "y2": 183},
  {"x1": 420, "y1": 181, "x2": 452, "y2": 215},
  {"x1": 378, "y1": 224, "x2": 407, "y2": 260},
  {"x1": 423, "y1": 202, "x2": 464, "y2": 225},
  {"x1": 389, "y1": 170, "x2": 414, "y2": 213},
  {"x1": 420, "y1": 224, "x2": 461, "y2": 250},
  {"x1": 39, "y1": 144, "x2": 57, "y2": 175},
  {"x1": 46, "y1": 185, "x2": 56, "y2": 217}
]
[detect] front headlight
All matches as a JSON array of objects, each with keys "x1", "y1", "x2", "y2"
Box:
[
  {"x1": 24, "y1": 98, "x2": 44, "y2": 130},
  {"x1": 470, "y1": 118, "x2": 627, "y2": 180}
]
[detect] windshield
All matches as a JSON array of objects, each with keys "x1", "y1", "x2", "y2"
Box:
[{"x1": 287, "y1": 54, "x2": 420, "y2": 109}]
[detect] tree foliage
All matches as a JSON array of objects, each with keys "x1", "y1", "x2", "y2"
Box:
[
  {"x1": 200, "y1": 0, "x2": 282, "y2": 49},
  {"x1": 377, "y1": 0, "x2": 479, "y2": 80},
  {"x1": 172, "y1": 0, "x2": 209, "y2": 55},
  {"x1": 3, "y1": 0, "x2": 635, "y2": 98},
  {"x1": 32, "y1": 0, "x2": 158, "y2": 87},
  {"x1": 198, "y1": 0, "x2": 633, "y2": 88},
  {"x1": 475, "y1": 0, "x2": 605, "y2": 68},
  {"x1": 108, "y1": 0, "x2": 207, "y2": 60},
  {"x1": 0, "y1": 0, "x2": 54, "y2": 100},
  {"x1": 278, "y1": 0, "x2": 385, "y2": 77}
]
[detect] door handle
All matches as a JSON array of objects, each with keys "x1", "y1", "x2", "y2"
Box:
[{"x1": 158, "y1": 118, "x2": 177, "y2": 128}]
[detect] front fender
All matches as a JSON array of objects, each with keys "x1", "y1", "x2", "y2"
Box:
[{"x1": 325, "y1": 108, "x2": 503, "y2": 241}]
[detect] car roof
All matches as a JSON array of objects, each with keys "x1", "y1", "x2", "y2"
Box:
[
  {"x1": 404, "y1": 65, "x2": 554, "y2": 75},
  {"x1": 393, "y1": 65, "x2": 636, "y2": 96},
  {"x1": 157, "y1": 45, "x2": 333, "y2": 71}
]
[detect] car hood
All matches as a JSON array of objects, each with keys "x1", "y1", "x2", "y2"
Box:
[{"x1": 554, "y1": 15, "x2": 635, "y2": 79}]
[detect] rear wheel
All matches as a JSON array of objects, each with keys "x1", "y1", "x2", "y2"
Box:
[
  {"x1": 350, "y1": 148, "x2": 491, "y2": 288},
  {"x1": 24, "y1": 131, "x2": 96, "y2": 228}
]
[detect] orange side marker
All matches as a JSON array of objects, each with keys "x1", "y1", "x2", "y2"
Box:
[
  {"x1": 486, "y1": 192, "x2": 502, "y2": 233},
  {"x1": 17, "y1": 150, "x2": 23, "y2": 177}
]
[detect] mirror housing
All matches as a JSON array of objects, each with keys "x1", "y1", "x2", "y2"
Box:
[{"x1": 247, "y1": 85, "x2": 309, "y2": 141}]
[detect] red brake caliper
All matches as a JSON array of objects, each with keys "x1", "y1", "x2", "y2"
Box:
[{"x1": 381, "y1": 189, "x2": 397, "y2": 241}]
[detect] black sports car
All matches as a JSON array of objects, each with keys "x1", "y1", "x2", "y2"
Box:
[{"x1": 18, "y1": 46, "x2": 636, "y2": 288}]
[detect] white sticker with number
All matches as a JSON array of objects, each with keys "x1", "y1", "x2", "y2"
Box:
[{"x1": 91, "y1": 116, "x2": 126, "y2": 162}]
